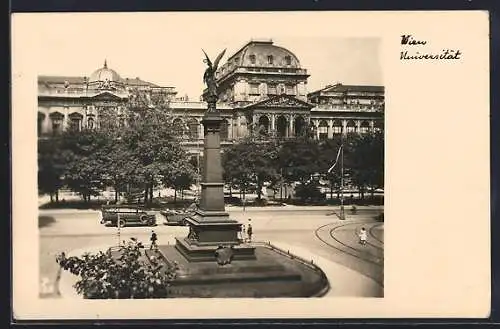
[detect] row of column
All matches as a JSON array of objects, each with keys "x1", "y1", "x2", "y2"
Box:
[{"x1": 310, "y1": 119, "x2": 377, "y2": 139}]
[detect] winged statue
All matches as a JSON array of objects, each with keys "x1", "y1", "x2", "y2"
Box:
[{"x1": 202, "y1": 48, "x2": 226, "y2": 101}]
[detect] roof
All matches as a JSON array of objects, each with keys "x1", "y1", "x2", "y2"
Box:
[
  {"x1": 38, "y1": 75, "x2": 160, "y2": 88},
  {"x1": 309, "y1": 83, "x2": 385, "y2": 95},
  {"x1": 217, "y1": 40, "x2": 302, "y2": 76}
]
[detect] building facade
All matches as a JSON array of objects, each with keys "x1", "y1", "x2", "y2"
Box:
[
  {"x1": 38, "y1": 41, "x2": 385, "y2": 161},
  {"x1": 38, "y1": 60, "x2": 177, "y2": 136}
]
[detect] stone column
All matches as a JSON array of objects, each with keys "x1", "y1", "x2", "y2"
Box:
[
  {"x1": 176, "y1": 94, "x2": 254, "y2": 262},
  {"x1": 327, "y1": 119, "x2": 333, "y2": 139},
  {"x1": 289, "y1": 114, "x2": 294, "y2": 137},
  {"x1": 271, "y1": 114, "x2": 276, "y2": 132},
  {"x1": 356, "y1": 120, "x2": 361, "y2": 134},
  {"x1": 199, "y1": 121, "x2": 204, "y2": 140},
  {"x1": 342, "y1": 119, "x2": 347, "y2": 135},
  {"x1": 370, "y1": 120, "x2": 375, "y2": 132}
]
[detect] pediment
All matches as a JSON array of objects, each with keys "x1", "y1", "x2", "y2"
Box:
[
  {"x1": 247, "y1": 95, "x2": 313, "y2": 109},
  {"x1": 90, "y1": 92, "x2": 124, "y2": 101}
]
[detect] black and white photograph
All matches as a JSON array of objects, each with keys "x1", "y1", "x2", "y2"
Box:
[{"x1": 12, "y1": 11, "x2": 489, "y2": 319}]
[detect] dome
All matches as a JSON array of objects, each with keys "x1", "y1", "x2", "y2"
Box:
[
  {"x1": 89, "y1": 60, "x2": 122, "y2": 82},
  {"x1": 236, "y1": 40, "x2": 301, "y2": 68}
]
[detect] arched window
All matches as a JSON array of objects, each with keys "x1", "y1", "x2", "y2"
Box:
[
  {"x1": 294, "y1": 116, "x2": 306, "y2": 136},
  {"x1": 374, "y1": 120, "x2": 384, "y2": 132},
  {"x1": 276, "y1": 115, "x2": 287, "y2": 138},
  {"x1": 258, "y1": 116, "x2": 270, "y2": 137},
  {"x1": 346, "y1": 120, "x2": 356, "y2": 133},
  {"x1": 285, "y1": 55, "x2": 292, "y2": 65},
  {"x1": 87, "y1": 116, "x2": 95, "y2": 129},
  {"x1": 49, "y1": 112, "x2": 64, "y2": 135},
  {"x1": 69, "y1": 113, "x2": 83, "y2": 132},
  {"x1": 332, "y1": 120, "x2": 342, "y2": 134},
  {"x1": 360, "y1": 121, "x2": 370, "y2": 133},
  {"x1": 318, "y1": 120, "x2": 328, "y2": 140},
  {"x1": 267, "y1": 55, "x2": 274, "y2": 65},
  {"x1": 249, "y1": 54, "x2": 256, "y2": 65}
]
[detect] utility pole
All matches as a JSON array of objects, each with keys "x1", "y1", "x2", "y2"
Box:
[{"x1": 117, "y1": 213, "x2": 121, "y2": 248}]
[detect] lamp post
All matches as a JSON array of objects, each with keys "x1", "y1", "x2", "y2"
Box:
[{"x1": 339, "y1": 125, "x2": 345, "y2": 220}]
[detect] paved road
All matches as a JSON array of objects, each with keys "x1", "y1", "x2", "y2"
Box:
[{"x1": 39, "y1": 206, "x2": 383, "y2": 298}]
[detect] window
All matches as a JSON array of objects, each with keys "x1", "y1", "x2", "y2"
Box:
[
  {"x1": 249, "y1": 83, "x2": 259, "y2": 95},
  {"x1": 268, "y1": 84, "x2": 277, "y2": 95},
  {"x1": 285, "y1": 56, "x2": 292, "y2": 65},
  {"x1": 360, "y1": 121, "x2": 370, "y2": 133},
  {"x1": 87, "y1": 116, "x2": 95, "y2": 129},
  {"x1": 318, "y1": 120, "x2": 328, "y2": 140},
  {"x1": 50, "y1": 113, "x2": 64, "y2": 135},
  {"x1": 249, "y1": 54, "x2": 256, "y2": 64},
  {"x1": 69, "y1": 118, "x2": 81, "y2": 131},
  {"x1": 188, "y1": 120, "x2": 199, "y2": 140},
  {"x1": 332, "y1": 121, "x2": 342, "y2": 134},
  {"x1": 286, "y1": 85, "x2": 295, "y2": 95},
  {"x1": 267, "y1": 55, "x2": 274, "y2": 65},
  {"x1": 346, "y1": 120, "x2": 356, "y2": 133}
]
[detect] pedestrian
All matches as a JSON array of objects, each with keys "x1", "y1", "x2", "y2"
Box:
[
  {"x1": 150, "y1": 230, "x2": 158, "y2": 250},
  {"x1": 358, "y1": 227, "x2": 367, "y2": 245},
  {"x1": 240, "y1": 224, "x2": 246, "y2": 241},
  {"x1": 247, "y1": 223, "x2": 253, "y2": 242}
]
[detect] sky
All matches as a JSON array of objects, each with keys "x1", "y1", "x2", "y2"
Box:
[{"x1": 22, "y1": 12, "x2": 383, "y2": 100}]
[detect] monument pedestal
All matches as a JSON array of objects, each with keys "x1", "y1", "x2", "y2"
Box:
[{"x1": 175, "y1": 111, "x2": 256, "y2": 262}]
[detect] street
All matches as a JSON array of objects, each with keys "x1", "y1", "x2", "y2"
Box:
[{"x1": 39, "y1": 206, "x2": 384, "y2": 298}]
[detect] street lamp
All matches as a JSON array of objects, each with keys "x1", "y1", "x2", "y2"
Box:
[{"x1": 339, "y1": 126, "x2": 346, "y2": 220}]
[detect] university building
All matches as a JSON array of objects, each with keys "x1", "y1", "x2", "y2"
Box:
[{"x1": 38, "y1": 40, "x2": 384, "y2": 160}]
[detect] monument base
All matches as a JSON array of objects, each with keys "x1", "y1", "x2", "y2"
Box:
[
  {"x1": 153, "y1": 245, "x2": 330, "y2": 298},
  {"x1": 175, "y1": 210, "x2": 256, "y2": 262}
]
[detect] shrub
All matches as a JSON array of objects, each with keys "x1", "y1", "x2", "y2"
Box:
[
  {"x1": 56, "y1": 238, "x2": 177, "y2": 299},
  {"x1": 294, "y1": 182, "x2": 326, "y2": 202}
]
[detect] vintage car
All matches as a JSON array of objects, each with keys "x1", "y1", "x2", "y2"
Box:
[
  {"x1": 100, "y1": 205, "x2": 157, "y2": 227},
  {"x1": 161, "y1": 203, "x2": 198, "y2": 226}
]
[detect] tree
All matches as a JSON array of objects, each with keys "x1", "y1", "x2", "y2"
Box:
[
  {"x1": 222, "y1": 138, "x2": 279, "y2": 201},
  {"x1": 345, "y1": 132, "x2": 384, "y2": 199},
  {"x1": 38, "y1": 136, "x2": 70, "y2": 202},
  {"x1": 121, "y1": 107, "x2": 190, "y2": 204},
  {"x1": 56, "y1": 238, "x2": 177, "y2": 299},
  {"x1": 59, "y1": 129, "x2": 111, "y2": 202},
  {"x1": 278, "y1": 137, "x2": 322, "y2": 184}
]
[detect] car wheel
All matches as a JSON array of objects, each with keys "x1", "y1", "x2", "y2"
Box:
[
  {"x1": 148, "y1": 218, "x2": 155, "y2": 226},
  {"x1": 118, "y1": 219, "x2": 126, "y2": 228},
  {"x1": 140, "y1": 215, "x2": 148, "y2": 225}
]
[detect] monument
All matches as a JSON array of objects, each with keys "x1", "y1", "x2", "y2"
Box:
[
  {"x1": 175, "y1": 49, "x2": 256, "y2": 261},
  {"x1": 150, "y1": 49, "x2": 330, "y2": 297}
]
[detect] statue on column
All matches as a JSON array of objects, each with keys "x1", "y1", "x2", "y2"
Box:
[{"x1": 202, "y1": 49, "x2": 226, "y2": 111}]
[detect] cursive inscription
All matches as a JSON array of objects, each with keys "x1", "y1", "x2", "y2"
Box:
[
  {"x1": 400, "y1": 34, "x2": 462, "y2": 61},
  {"x1": 401, "y1": 34, "x2": 427, "y2": 45}
]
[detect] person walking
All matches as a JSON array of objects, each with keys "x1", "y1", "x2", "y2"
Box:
[
  {"x1": 358, "y1": 227, "x2": 367, "y2": 246},
  {"x1": 150, "y1": 230, "x2": 158, "y2": 250},
  {"x1": 247, "y1": 223, "x2": 253, "y2": 242}
]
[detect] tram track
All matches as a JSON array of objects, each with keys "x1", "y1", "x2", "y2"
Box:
[{"x1": 314, "y1": 222, "x2": 384, "y2": 268}]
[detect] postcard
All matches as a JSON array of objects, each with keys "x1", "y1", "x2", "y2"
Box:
[{"x1": 11, "y1": 10, "x2": 490, "y2": 319}]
